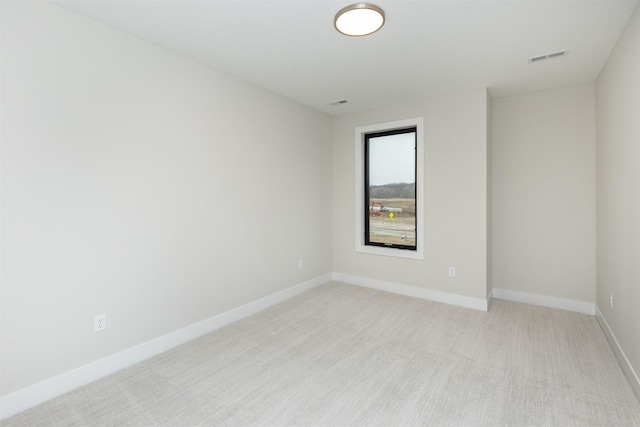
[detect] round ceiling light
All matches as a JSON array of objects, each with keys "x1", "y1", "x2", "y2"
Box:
[{"x1": 335, "y1": 3, "x2": 385, "y2": 37}]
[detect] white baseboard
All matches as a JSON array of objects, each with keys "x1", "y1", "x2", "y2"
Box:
[
  {"x1": 332, "y1": 272, "x2": 489, "y2": 311},
  {"x1": 0, "y1": 274, "x2": 332, "y2": 421},
  {"x1": 595, "y1": 306, "x2": 640, "y2": 400},
  {"x1": 492, "y1": 288, "x2": 595, "y2": 315},
  {"x1": 486, "y1": 288, "x2": 494, "y2": 309}
]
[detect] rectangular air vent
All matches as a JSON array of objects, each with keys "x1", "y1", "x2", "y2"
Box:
[
  {"x1": 548, "y1": 50, "x2": 568, "y2": 59},
  {"x1": 529, "y1": 49, "x2": 568, "y2": 63}
]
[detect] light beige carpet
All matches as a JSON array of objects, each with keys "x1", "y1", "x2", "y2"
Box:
[{"x1": 3, "y1": 282, "x2": 640, "y2": 426}]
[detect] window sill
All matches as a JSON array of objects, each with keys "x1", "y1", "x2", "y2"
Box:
[{"x1": 355, "y1": 243, "x2": 424, "y2": 260}]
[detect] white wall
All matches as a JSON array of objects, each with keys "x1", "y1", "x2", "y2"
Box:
[
  {"x1": 492, "y1": 84, "x2": 596, "y2": 304},
  {"x1": 332, "y1": 89, "x2": 490, "y2": 302},
  {"x1": 596, "y1": 2, "x2": 640, "y2": 393},
  {"x1": 1, "y1": 1, "x2": 332, "y2": 397},
  {"x1": 486, "y1": 91, "x2": 493, "y2": 298}
]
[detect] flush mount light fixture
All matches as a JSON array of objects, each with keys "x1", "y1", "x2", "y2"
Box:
[{"x1": 335, "y1": 3, "x2": 385, "y2": 37}]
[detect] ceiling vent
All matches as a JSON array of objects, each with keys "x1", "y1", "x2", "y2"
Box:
[{"x1": 528, "y1": 50, "x2": 568, "y2": 63}]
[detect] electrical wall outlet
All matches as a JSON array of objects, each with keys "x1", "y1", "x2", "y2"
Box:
[
  {"x1": 94, "y1": 314, "x2": 107, "y2": 332},
  {"x1": 298, "y1": 259, "x2": 304, "y2": 269},
  {"x1": 610, "y1": 294, "x2": 614, "y2": 309},
  {"x1": 449, "y1": 267, "x2": 456, "y2": 277}
]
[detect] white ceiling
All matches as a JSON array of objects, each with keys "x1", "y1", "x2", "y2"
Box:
[{"x1": 56, "y1": 0, "x2": 638, "y2": 115}]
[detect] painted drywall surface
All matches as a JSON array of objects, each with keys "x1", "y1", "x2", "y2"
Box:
[
  {"x1": 332, "y1": 89, "x2": 489, "y2": 300},
  {"x1": 596, "y1": 2, "x2": 640, "y2": 381},
  {"x1": 492, "y1": 84, "x2": 596, "y2": 303},
  {"x1": 1, "y1": 1, "x2": 332, "y2": 396},
  {"x1": 486, "y1": 90, "x2": 493, "y2": 298}
]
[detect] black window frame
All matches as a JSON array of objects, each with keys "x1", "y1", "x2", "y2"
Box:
[{"x1": 364, "y1": 126, "x2": 418, "y2": 251}]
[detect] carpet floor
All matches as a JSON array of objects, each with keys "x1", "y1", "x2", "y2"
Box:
[{"x1": 3, "y1": 282, "x2": 640, "y2": 426}]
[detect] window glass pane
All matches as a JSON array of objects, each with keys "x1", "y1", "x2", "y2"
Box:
[{"x1": 365, "y1": 129, "x2": 416, "y2": 249}]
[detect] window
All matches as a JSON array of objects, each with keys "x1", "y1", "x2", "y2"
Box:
[
  {"x1": 355, "y1": 118, "x2": 424, "y2": 260},
  {"x1": 365, "y1": 127, "x2": 417, "y2": 250}
]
